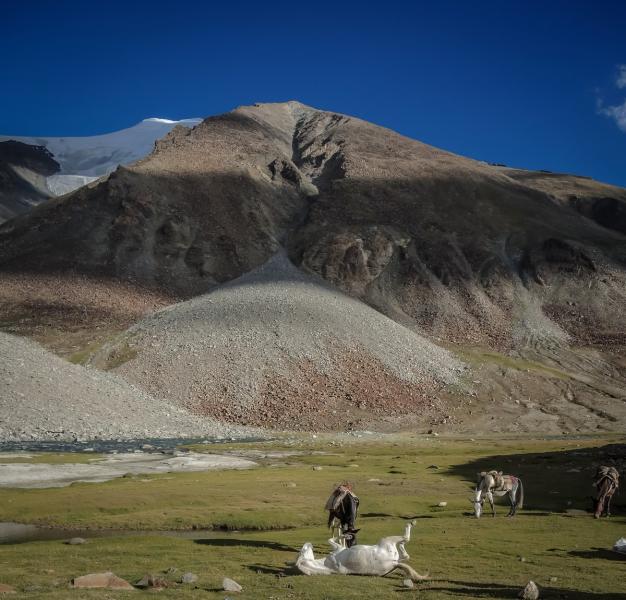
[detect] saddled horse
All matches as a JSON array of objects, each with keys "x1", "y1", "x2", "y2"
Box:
[
  {"x1": 473, "y1": 470, "x2": 524, "y2": 518},
  {"x1": 593, "y1": 466, "x2": 619, "y2": 518},
  {"x1": 325, "y1": 482, "x2": 360, "y2": 547}
]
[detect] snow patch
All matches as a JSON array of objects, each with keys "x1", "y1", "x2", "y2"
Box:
[{"x1": 0, "y1": 117, "x2": 203, "y2": 195}]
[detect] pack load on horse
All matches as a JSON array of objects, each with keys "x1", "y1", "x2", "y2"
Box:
[
  {"x1": 593, "y1": 466, "x2": 619, "y2": 519},
  {"x1": 296, "y1": 520, "x2": 428, "y2": 581},
  {"x1": 325, "y1": 482, "x2": 360, "y2": 547},
  {"x1": 473, "y1": 470, "x2": 524, "y2": 518}
]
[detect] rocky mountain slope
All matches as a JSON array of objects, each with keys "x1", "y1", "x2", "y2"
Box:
[
  {"x1": 2, "y1": 101, "x2": 626, "y2": 434},
  {"x1": 0, "y1": 332, "x2": 251, "y2": 441},
  {"x1": 0, "y1": 141, "x2": 59, "y2": 223},
  {"x1": 0, "y1": 117, "x2": 202, "y2": 218},
  {"x1": 90, "y1": 253, "x2": 462, "y2": 430}
]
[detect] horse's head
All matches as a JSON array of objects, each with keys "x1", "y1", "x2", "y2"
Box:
[
  {"x1": 297, "y1": 542, "x2": 315, "y2": 563},
  {"x1": 471, "y1": 487, "x2": 485, "y2": 518},
  {"x1": 342, "y1": 528, "x2": 360, "y2": 547}
]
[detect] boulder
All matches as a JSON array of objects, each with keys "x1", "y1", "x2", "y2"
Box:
[
  {"x1": 180, "y1": 572, "x2": 198, "y2": 584},
  {"x1": 519, "y1": 581, "x2": 540, "y2": 600},
  {"x1": 222, "y1": 577, "x2": 243, "y2": 592},
  {"x1": 65, "y1": 537, "x2": 87, "y2": 545},
  {"x1": 71, "y1": 572, "x2": 134, "y2": 590}
]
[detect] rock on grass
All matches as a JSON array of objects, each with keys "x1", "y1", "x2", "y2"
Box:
[
  {"x1": 71, "y1": 572, "x2": 133, "y2": 590},
  {"x1": 223, "y1": 577, "x2": 243, "y2": 592}
]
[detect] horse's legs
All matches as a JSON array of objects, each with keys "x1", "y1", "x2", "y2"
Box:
[
  {"x1": 606, "y1": 491, "x2": 613, "y2": 517},
  {"x1": 389, "y1": 563, "x2": 429, "y2": 582},
  {"x1": 397, "y1": 541, "x2": 410, "y2": 561},
  {"x1": 335, "y1": 525, "x2": 345, "y2": 547},
  {"x1": 507, "y1": 491, "x2": 514, "y2": 517},
  {"x1": 487, "y1": 491, "x2": 495, "y2": 517},
  {"x1": 595, "y1": 486, "x2": 608, "y2": 519}
]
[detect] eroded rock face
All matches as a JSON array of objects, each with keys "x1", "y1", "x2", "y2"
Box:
[
  {"x1": 1, "y1": 102, "x2": 625, "y2": 348},
  {"x1": 0, "y1": 140, "x2": 59, "y2": 223}
]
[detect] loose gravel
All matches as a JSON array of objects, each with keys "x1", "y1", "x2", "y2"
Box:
[
  {"x1": 0, "y1": 332, "x2": 256, "y2": 441},
  {"x1": 96, "y1": 253, "x2": 464, "y2": 429}
]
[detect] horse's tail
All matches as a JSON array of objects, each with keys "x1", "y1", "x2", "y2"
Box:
[
  {"x1": 517, "y1": 478, "x2": 524, "y2": 510},
  {"x1": 327, "y1": 511, "x2": 334, "y2": 529},
  {"x1": 394, "y1": 563, "x2": 429, "y2": 582}
]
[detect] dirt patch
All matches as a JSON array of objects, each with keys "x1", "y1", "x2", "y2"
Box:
[
  {"x1": 196, "y1": 351, "x2": 446, "y2": 430},
  {"x1": 0, "y1": 272, "x2": 174, "y2": 358}
]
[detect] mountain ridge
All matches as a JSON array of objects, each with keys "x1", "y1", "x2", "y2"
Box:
[{"x1": 2, "y1": 101, "x2": 626, "y2": 433}]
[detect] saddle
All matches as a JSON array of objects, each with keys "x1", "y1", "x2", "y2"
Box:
[
  {"x1": 594, "y1": 466, "x2": 620, "y2": 488},
  {"x1": 325, "y1": 483, "x2": 359, "y2": 512},
  {"x1": 488, "y1": 470, "x2": 505, "y2": 490}
]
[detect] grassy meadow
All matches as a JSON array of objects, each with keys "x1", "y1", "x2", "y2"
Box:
[{"x1": 1, "y1": 434, "x2": 625, "y2": 599}]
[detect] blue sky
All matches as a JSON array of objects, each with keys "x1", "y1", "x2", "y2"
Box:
[{"x1": 2, "y1": 0, "x2": 626, "y2": 186}]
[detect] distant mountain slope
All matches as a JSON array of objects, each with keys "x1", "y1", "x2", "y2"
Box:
[
  {"x1": 0, "y1": 117, "x2": 202, "y2": 177},
  {"x1": 0, "y1": 117, "x2": 202, "y2": 218},
  {"x1": 2, "y1": 101, "x2": 626, "y2": 433},
  {"x1": 2, "y1": 101, "x2": 624, "y2": 344},
  {"x1": 0, "y1": 140, "x2": 58, "y2": 223},
  {"x1": 497, "y1": 167, "x2": 626, "y2": 236}
]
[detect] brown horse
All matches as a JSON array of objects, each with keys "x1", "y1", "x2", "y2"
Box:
[{"x1": 593, "y1": 466, "x2": 619, "y2": 518}]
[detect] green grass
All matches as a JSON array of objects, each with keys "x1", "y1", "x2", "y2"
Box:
[
  {"x1": 67, "y1": 338, "x2": 110, "y2": 365},
  {"x1": 1, "y1": 436, "x2": 625, "y2": 598},
  {"x1": 101, "y1": 340, "x2": 138, "y2": 370},
  {"x1": 455, "y1": 347, "x2": 572, "y2": 379},
  {"x1": 0, "y1": 452, "x2": 102, "y2": 464}
]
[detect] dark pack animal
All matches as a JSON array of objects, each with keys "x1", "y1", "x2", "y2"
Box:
[
  {"x1": 593, "y1": 466, "x2": 619, "y2": 518},
  {"x1": 325, "y1": 483, "x2": 360, "y2": 547}
]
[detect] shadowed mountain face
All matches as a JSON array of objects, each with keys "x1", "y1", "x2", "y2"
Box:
[
  {"x1": 0, "y1": 141, "x2": 59, "y2": 223},
  {"x1": 2, "y1": 101, "x2": 626, "y2": 432},
  {"x1": 2, "y1": 101, "x2": 625, "y2": 346}
]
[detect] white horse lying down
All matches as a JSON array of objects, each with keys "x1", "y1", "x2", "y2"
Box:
[{"x1": 296, "y1": 521, "x2": 428, "y2": 581}]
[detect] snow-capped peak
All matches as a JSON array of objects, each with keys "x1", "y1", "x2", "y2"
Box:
[
  {"x1": 143, "y1": 117, "x2": 203, "y2": 125},
  {"x1": 0, "y1": 117, "x2": 203, "y2": 196}
]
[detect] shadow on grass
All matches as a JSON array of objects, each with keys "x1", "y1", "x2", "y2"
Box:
[
  {"x1": 193, "y1": 538, "x2": 298, "y2": 552},
  {"x1": 428, "y1": 580, "x2": 626, "y2": 599},
  {"x1": 447, "y1": 443, "x2": 626, "y2": 514},
  {"x1": 569, "y1": 548, "x2": 626, "y2": 561},
  {"x1": 360, "y1": 512, "x2": 435, "y2": 520},
  {"x1": 246, "y1": 563, "x2": 299, "y2": 576}
]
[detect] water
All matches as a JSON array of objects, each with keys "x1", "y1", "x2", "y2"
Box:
[
  {"x1": 0, "y1": 436, "x2": 266, "y2": 455},
  {"x1": 0, "y1": 522, "x2": 234, "y2": 545}
]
